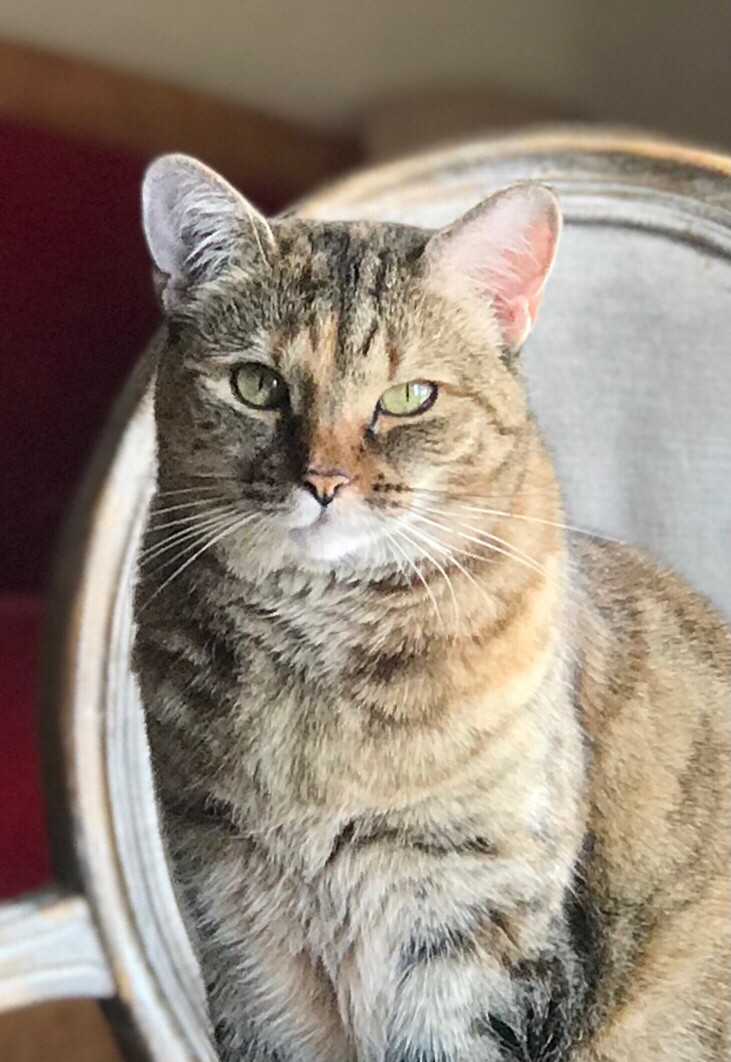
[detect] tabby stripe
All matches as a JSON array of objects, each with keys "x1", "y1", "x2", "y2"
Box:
[
  {"x1": 325, "y1": 820, "x2": 497, "y2": 867},
  {"x1": 400, "y1": 924, "x2": 477, "y2": 973},
  {"x1": 162, "y1": 791, "x2": 239, "y2": 836}
]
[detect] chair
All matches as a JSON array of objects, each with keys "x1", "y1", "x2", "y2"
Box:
[{"x1": 1, "y1": 128, "x2": 729, "y2": 1061}]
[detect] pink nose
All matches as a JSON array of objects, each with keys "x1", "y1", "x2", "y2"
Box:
[{"x1": 302, "y1": 469, "x2": 351, "y2": 507}]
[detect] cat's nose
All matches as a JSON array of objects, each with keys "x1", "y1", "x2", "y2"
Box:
[{"x1": 302, "y1": 469, "x2": 351, "y2": 507}]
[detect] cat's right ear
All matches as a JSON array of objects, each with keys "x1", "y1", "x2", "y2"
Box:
[{"x1": 141, "y1": 153, "x2": 275, "y2": 310}]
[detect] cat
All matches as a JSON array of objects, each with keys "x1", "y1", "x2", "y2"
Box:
[{"x1": 133, "y1": 153, "x2": 730, "y2": 1062}]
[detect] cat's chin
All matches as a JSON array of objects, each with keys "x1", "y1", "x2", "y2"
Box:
[{"x1": 288, "y1": 523, "x2": 370, "y2": 563}]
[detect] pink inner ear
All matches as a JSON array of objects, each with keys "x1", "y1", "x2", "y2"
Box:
[
  {"x1": 431, "y1": 189, "x2": 561, "y2": 351},
  {"x1": 479, "y1": 217, "x2": 558, "y2": 349}
]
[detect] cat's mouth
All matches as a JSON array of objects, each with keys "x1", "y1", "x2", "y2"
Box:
[
  {"x1": 288, "y1": 514, "x2": 328, "y2": 542},
  {"x1": 287, "y1": 501, "x2": 332, "y2": 535},
  {"x1": 288, "y1": 515, "x2": 351, "y2": 559},
  {"x1": 287, "y1": 509, "x2": 380, "y2": 562},
  {"x1": 282, "y1": 487, "x2": 382, "y2": 562}
]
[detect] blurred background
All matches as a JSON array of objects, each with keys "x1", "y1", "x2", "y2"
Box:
[{"x1": 0, "y1": 1, "x2": 729, "y2": 1056}]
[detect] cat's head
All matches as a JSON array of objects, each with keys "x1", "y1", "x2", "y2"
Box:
[{"x1": 142, "y1": 155, "x2": 561, "y2": 576}]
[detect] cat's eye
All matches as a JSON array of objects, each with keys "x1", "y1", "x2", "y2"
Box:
[
  {"x1": 231, "y1": 362, "x2": 287, "y2": 410},
  {"x1": 378, "y1": 380, "x2": 437, "y2": 417}
]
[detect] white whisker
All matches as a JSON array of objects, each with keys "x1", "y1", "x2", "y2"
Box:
[
  {"x1": 404, "y1": 518, "x2": 495, "y2": 616},
  {"x1": 141, "y1": 514, "x2": 245, "y2": 583},
  {"x1": 407, "y1": 506, "x2": 546, "y2": 578},
  {"x1": 140, "y1": 511, "x2": 260, "y2": 611},
  {"x1": 385, "y1": 527, "x2": 443, "y2": 628},
  {"x1": 411, "y1": 502, "x2": 547, "y2": 575},
  {"x1": 148, "y1": 498, "x2": 229, "y2": 517},
  {"x1": 414, "y1": 487, "x2": 559, "y2": 501},
  {"x1": 146, "y1": 503, "x2": 240, "y2": 532},
  {"x1": 140, "y1": 506, "x2": 242, "y2": 565},
  {"x1": 153, "y1": 485, "x2": 233, "y2": 498},
  {"x1": 243, "y1": 199, "x2": 276, "y2": 265},
  {"x1": 377, "y1": 527, "x2": 408, "y2": 580},
  {"x1": 416, "y1": 493, "x2": 624, "y2": 545},
  {"x1": 393, "y1": 524, "x2": 460, "y2": 629}
]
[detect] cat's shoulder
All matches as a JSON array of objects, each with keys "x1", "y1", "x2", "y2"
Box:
[{"x1": 568, "y1": 533, "x2": 730, "y2": 683}]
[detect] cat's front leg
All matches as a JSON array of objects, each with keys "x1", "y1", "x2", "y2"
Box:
[
  {"x1": 343, "y1": 895, "x2": 584, "y2": 1062},
  {"x1": 383, "y1": 928, "x2": 518, "y2": 1062},
  {"x1": 383, "y1": 943, "x2": 580, "y2": 1062},
  {"x1": 210, "y1": 1015, "x2": 287, "y2": 1062},
  {"x1": 199, "y1": 928, "x2": 354, "y2": 1062},
  {"x1": 330, "y1": 894, "x2": 520, "y2": 1062},
  {"x1": 159, "y1": 804, "x2": 355, "y2": 1062}
]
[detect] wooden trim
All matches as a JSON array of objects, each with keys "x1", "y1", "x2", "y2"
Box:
[
  {"x1": 0, "y1": 38, "x2": 356, "y2": 198},
  {"x1": 0, "y1": 888, "x2": 114, "y2": 1012}
]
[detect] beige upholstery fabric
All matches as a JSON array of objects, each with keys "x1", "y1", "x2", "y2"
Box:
[{"x1": 525, "y1": 223, "x2": 731, "y2": 616}]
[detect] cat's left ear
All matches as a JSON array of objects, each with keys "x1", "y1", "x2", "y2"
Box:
[
  {"x1": 142, "y1": 153, "x2": 275, "y2": 310},
  {"x1": 425, "y1": 182, "x2": 561, "y2": 352}
]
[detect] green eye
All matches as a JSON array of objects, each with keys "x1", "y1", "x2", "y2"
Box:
[
  {"x1": 378, "y1": 380, "x2": 437, "y2": 417},
  {"x1": 231, "y1": 362, "x2": 287, "y2": 410}
]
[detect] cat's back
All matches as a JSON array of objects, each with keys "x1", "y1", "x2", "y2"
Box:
[
  {"x1": 572, "y1": 535, "x2": 729, "y2": 724},
  {"x1": 570, "y1": 534, "x2": 729, "y2": 890},
  {"x1": 570, "y1": 536, "x2": 730, "y2": 1058}
]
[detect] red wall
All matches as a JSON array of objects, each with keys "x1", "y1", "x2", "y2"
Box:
[{"x1": 0, "y1": 118, "x2": 283, "y2": 896}]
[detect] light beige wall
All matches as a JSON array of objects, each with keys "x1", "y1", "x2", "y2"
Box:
[
  {"x1": 569, "y1": 0, "x2": 731, "y2": 150},
  {"x1": 1, "y1": 0, "x2": 728, "y2": 147}
]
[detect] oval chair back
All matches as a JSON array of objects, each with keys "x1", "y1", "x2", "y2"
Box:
[{"x1": 1, "y1": 129, "x2": 729, "y2": 1060}]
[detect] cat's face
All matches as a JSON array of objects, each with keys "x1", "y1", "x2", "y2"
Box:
[{"x1": 144, "y1": 156, "x2": 560, "y2": 575}]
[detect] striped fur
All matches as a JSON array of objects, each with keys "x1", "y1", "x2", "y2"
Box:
[{"x1": 134, "y1": 172, "x2": 730, "y2": 1061}]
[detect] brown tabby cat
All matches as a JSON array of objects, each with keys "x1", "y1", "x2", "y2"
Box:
[{"x1": 133, "y1": 154, "x2": 730, "y2": 1062}]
